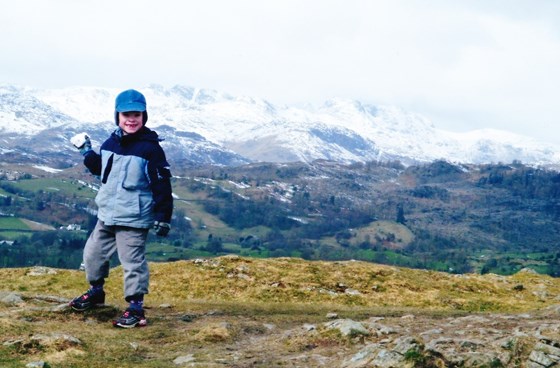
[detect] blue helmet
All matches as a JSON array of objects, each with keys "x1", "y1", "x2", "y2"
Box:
[{"x1": 114, "y1": 89, "x2": 148, "y2": 125}]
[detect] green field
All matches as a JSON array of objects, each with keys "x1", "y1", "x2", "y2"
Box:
[
  {"x1": 8, "y1": 178, "x2": 96, "y2": 199},
  {"x1": 0, "y1": 218, "x2": 33, "y2": 240},
  {"x1": 146, "y1": 242, "x2": 213, "y2": 261},
  {"x1": 0, "y1": 217, "x2": 30, "y2": 231}
]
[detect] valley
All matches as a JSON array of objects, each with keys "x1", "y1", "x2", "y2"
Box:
[{"x1": 0, "y1": 159, "x2": 559, "y2": 278}]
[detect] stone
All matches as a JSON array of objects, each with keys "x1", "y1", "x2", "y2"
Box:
[
  {"x1": 345, "y1": 288, "x2": 362, "y2": 296},
  {"x1": 236, "y1": 273, "x2": 253, "y2": 281},
  {"x1": 527, "y1": 362, "x2": 549, "y2": 368},
  {"x1": 533, "y1": 290, "x2": 549, "y2": 300},
  {"x1": 263, "y1": 323, "x2": 275, "y2": 331},
  {"x1": 3, "y1": 339, "x2": 24, "y2": 347},
  {"x1": 236, "y1": 265, "x2": 250, "y2": 273},
  {"x1": 528, "y1": 350, "x2": 555, "y2": 367},
  {"x1": 30, "y1": 333, "x2": 81, "y2": 348},
  {"x1": 324, "y1": 319, "x2": 370, "y2": 337},
  {"x1": 303, "y1": 324, "x2": 316, "y2": 332},
  {"x1": 518, "y1": 267, "x2": 538, "y2": 274},
  {"x1": 371, "y1": 349, "x2": 406, "y2": 368},
  {"x1": 420, "y1": 328, "x2": 443, "y2": 336},
  {"x1": 180, "y1": 313, "x2": 197, "y2": 322},
  {"x1": 534, "y1": 341, "x2": 560, "y2": 358},
  {"x1": 367, "y1": 322, "x2": 398, "y2": 336},
  {"x1": 27, "y1": 267, "x2": 57, "y2": 276},
  {"x1": 173, "y1": 354, "x2": 196, "y2": 365},
  {"x1": 0, "y1": 291, "x2": 23, "y2": 305},
  {"x1": 25, "y1": 362, "x2": 46, "y2": 368},
  {"x1": 392, "y1": 336, "x2": 421, "y2": 355},
  {"x1": 341, "y1": 343, "x2": 380, "y2": 368}
]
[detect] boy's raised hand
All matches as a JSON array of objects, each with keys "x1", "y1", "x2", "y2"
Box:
[{"x1": 70, "y1": 133, "x2": 92, "y2": 155}]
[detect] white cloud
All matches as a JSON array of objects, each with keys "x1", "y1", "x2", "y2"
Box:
[{"x1": 1, "y1": 0, "x2": 560, "y2": 144}]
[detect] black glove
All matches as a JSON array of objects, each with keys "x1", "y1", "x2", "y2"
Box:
[{"x1": 153, "y1": 221, "x2": 170, "y2": 237}]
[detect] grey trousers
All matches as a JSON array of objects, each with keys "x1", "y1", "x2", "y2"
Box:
[{"x1": 83, "y1": 220, "x2": 150, "y2": 300}]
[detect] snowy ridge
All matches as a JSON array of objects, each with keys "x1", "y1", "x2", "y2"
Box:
[{"x1": 0, "y1": 84, "x2": 559, "y2": 167}]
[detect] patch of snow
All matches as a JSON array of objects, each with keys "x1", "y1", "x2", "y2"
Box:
[{"x1": 32, "y1": 165, "x2": 63, "y2": 173}]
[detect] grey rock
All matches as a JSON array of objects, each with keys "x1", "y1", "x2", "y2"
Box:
[
  {"x1": 30, "y1": 333, "x2": 81, "y2": 347},
  {"x1": 527, "y1": 362, "x2": 549, "y2": 368},
  {"x1": 518, "y1": 267, "x2": 538, "y2": 274},
  {"x1": 31, "y1": 294, "x2": 70, "y2": 303},
  {"x1": 420, "y1": 328, "x2": 443, "y2": 336},
  {"x1": 459, "y1": 339, "x2": 485, "y2": 349},
  {"x1": 533, "y1": 290, "x2": 549, "y2": 300},
  {"x1": 303, "y1": 324, "x2": 316, "y2": 332},
  {"x1": 367, "y1": 322, "x2": 398, "y2": 336},
  {"x1": 0, "y1": 291, "x2": 23, "y2": 306},
  {"x1": 236, "y1": 265, "x2": 250, "y2": 273},
  {"x1": 534, "y1": 341, "x2": 560, "y2": 358},
  {"x1": 263, "y1": 323, "x2": 276, "y2": 331},
  {"x1": 324, "y1": 319, "x2": 370, "y2": 337},
  {"x1": 392, "y1": 336, "x2": 421, "y2": 355},
  {"x1": 25, "y1": 362, "x2": 46, "y2": 368},
  {"x1": 459, "y1": 352, "x2": 506, "y2": 367},
  {"x1": 345, "y1": 288, "x2": 362, "y2": 296},
  {"x1": 180, "y1": 313, "x2": 197, "y2": 322},
  {"x1": 26, "y1": 267, "x2": 57, "y2": 276},
  {"x1": 324, "y1": 319, "x2": 370, "y2": 336},
  {"x1": 529, "y1": 350, "x2": 556, "y2": 367},
  {"x1": 3, "y1": 339, "x2": 24, "y2": 347},
  {"x1": 371, "y1": 349, "x2": 406, "y2": 368},
  {"x1": 174, "y1": 354, "x2": 196, "y2": 365},
  {"x1": 341, "y1": 344, "x2": 380, "y2": 368}
]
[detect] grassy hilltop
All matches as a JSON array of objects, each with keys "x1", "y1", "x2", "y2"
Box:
[{"x1": 1, "y1": 256, "x2": 560, "y2": 367}]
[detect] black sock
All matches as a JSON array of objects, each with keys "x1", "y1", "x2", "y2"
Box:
[{"x1": 129, "y1": 299, "x2": 144, "y2": 311}]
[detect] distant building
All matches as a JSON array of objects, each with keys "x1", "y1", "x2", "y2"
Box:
[{"x1": 65, "y1": 224, "x2": 82, "y2": 231}]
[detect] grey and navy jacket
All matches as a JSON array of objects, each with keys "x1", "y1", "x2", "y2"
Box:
[{"x1": 84, "y1": 127, "x2": 173, "y2": 229}]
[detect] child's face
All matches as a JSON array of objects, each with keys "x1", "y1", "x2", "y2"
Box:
[{"x1": 118, "y1": 112, "x2": 143, "y2": 135}]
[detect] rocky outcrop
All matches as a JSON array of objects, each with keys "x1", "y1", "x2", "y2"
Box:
[
  {"x1": 3, "y1": 288, "x2": 560, "y2": 367},
  {"x1": 302, "y1": 309, "x2": 560, "y2": 367}
]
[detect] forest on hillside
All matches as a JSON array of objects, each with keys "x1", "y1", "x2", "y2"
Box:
[{"x1": 1, "y1": 160, "x2": 560, "y2": 276}]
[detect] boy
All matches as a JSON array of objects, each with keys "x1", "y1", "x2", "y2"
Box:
[{"x1": 69, "y1": 89, "x2": 173, "y2": 328}]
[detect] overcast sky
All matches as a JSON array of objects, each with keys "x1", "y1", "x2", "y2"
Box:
[{"x1": 1, "y1": 1, "x2": 560, "y2": 144}]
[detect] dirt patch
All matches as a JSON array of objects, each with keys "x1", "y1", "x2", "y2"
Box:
[{"x1": 20, "y1": 219, "x2": 56, "y2": 231}]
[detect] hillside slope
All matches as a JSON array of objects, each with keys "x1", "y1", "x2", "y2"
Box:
[
  {"x1": 2, "y1": 159, "x2": 560, "y2": 277},
  {"x1": 1, "y1": 256, "x2": 560, "y2": 367}
]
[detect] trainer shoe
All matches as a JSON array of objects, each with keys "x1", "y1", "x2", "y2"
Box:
[
  {"x1": 69, "y1": 289, "x2": 105, "y2": 311},
  {"x1": 113, "y1": 308, "x2": 147, "y2": 328}
]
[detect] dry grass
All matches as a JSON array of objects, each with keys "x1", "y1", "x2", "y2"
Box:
[
  {"x1": 1, "y1": 256, "x2": 558, "y2": 312},
  {"x1": 0, "y1": 256, "x2": 559, "y2": 367}
]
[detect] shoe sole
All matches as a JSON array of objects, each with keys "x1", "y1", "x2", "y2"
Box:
[
  {"x1": 69, "y1": 303, "x2": 105, "y2": 312},
  {"x1": 113, "y1": 319, "x2": 147, "y2": 328}
]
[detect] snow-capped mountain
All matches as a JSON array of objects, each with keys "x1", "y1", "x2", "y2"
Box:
[{"x1": 1, "y1": 84, "x2": 559, "y2": 168}]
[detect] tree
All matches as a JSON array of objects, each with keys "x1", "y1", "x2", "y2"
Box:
[
  {"x1": 396, "y1": 203, "x2": 406, "y2": 224},
  {"x1": 205, "y1": 234, "x2": 223, "y2": 253}
]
